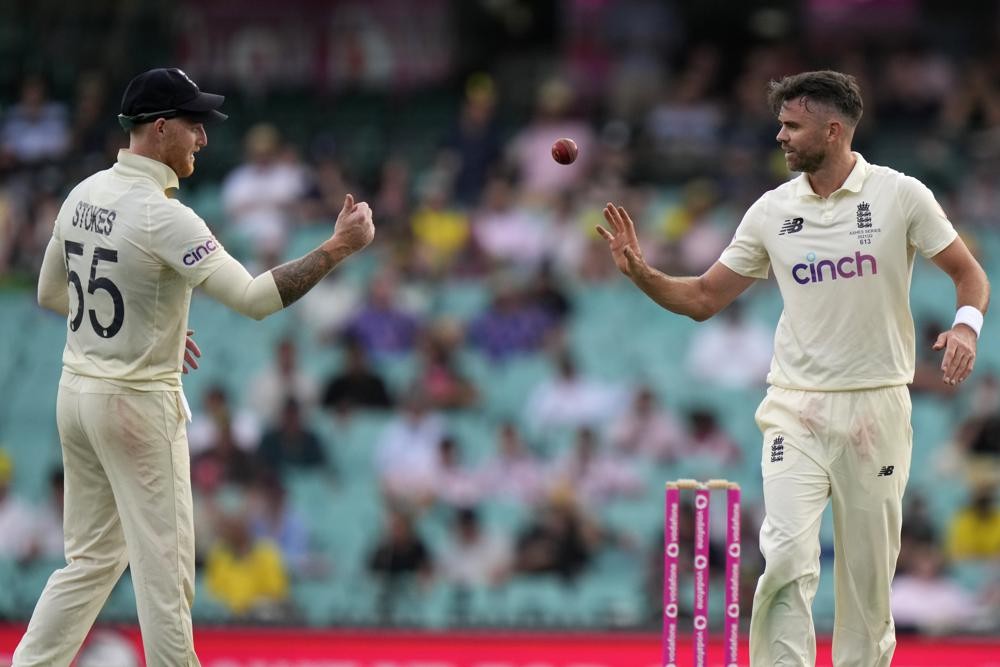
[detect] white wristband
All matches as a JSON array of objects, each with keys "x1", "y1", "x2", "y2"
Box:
[{"x1": 953, "y1": 305, "x2": 984, "y2": 338}]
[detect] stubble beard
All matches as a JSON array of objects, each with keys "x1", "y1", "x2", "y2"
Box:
[{"x1": 786, "y1": 145, "x2": 826, "y2": 174}]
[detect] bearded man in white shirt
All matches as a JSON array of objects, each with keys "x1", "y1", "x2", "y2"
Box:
[{"x1": 598, "y1": 70, "x2": 989, "y2": 667}]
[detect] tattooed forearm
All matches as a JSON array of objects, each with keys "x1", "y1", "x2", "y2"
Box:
[{"x1": 272, "y1": 247, "x2": 337, "y2": 307}]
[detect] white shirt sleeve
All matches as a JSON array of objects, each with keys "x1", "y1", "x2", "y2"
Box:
[
  {"x1": 37, "y1": 233, "x2": 69, "y2": 316},
  {"x1": 718, "y1": 197, "x2": 771, "y2": 279},
  {"x1": 899, "y1": 176, "x2": 958, "y2": 258},
  {"x1": 198, "y1": 255, "x2": 283, "y2": 321},
  {"x1": 148, "y1": 199, "x2": 232, "y2": 287}
]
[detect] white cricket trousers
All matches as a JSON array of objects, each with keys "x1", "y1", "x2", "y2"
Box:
[
  {"x1": 750, "y1": 385, "x2": 911, "y2": 667},
  {"x1": 14, "y1": 373, "x2": 200, "y2": 667}
]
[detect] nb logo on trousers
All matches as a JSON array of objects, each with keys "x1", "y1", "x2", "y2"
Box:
[{"x1": 877, "y1": 465, "x2": 894, "y2": 477}]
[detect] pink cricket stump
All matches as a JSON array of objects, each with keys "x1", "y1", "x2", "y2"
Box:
[
  {"x1": 662, "y1": 484, "x2": 680, "y2": 667},
  {"x1": 693, "y1": 487, "x2": 710, "y2": 667},
  {"x1": 724, "y1": 485, "x2": 742, "y2": 667}
]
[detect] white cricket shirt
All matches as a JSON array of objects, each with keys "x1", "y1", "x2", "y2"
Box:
[
  {"x1": 49, "y1": 150, "x2": 231, "y2": 390},
  {"x1": 719, "y1": 152, "x2": 957, "y2": 391}
]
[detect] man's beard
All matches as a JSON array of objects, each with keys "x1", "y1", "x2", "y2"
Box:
[{"x1": 787, "y1": 146, "x2": 826, "y2": 173}]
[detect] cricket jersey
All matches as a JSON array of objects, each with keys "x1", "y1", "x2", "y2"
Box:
[
  {"x1": 48, "y1": 150, "x2": 231, "y2": 391},
  {"x1": 719, "y1": 152, "x2": 957, "y2": 391}
]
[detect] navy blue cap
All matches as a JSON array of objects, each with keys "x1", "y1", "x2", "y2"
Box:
[{"x1": 119, "y1": 68, "x2": 227, "y2": 130}]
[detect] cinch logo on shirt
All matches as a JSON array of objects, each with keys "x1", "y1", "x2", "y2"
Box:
[
  {"x1": 183, "y1": 238, "x2": 219, "y2": 266},
  {"x1": 791, "y1": 251, "x2": 878, "y2": 285}
]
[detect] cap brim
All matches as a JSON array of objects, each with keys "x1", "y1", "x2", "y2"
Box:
[{"x1": 177, "y1": 91, "x2": 227, "y2": 122}]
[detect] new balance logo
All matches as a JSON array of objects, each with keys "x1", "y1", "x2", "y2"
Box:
[
  {"x1": 770, "y1": 435, "x2": 784, "y2": 463},
  {"x1": 779, "y1": 217, "x2": 804, "y2": 235},
  {"x1": 877, "y1": 465, "x2": 894, "y2": 477}
]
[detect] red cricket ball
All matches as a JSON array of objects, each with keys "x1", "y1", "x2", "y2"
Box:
[{"x1": 551, "y1": 137, "x2": 579, "y2": 165}]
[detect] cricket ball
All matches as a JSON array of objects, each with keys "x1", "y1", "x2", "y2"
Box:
[{"x1": 551, "y1": 137, "x2": 578, "y2": 165}]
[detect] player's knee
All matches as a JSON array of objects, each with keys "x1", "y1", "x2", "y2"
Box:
[
  {"x1": 74, "y1": 552, "x2": 128, "y2": 580},
  {"x1": 759, "y1": 546, "x2": 819, "y2": 587}
]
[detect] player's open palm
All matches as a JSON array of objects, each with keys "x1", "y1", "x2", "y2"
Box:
[
  {"x1": 333, "y1": 194, "x2": 375, "y2": 253},
  {"x1": 596, "y1": 203, "x2": 645, "y2": 277}
]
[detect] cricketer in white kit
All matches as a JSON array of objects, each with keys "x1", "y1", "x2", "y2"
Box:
[
  {"x1": 597, "y1": 70, "x2": 989, "y2": 666},
  {"x1": 18, "y1": 68, "x2": 374, "y2": 667}
]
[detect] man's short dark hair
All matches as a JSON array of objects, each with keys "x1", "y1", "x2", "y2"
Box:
[{"x1": 767, "y1": 70, "x2": 863, "y2": 125}]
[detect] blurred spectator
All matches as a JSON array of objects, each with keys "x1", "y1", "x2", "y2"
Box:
[
  {"x1": 508, "y1": 78, "x2": 594, "y2": 201},
  {"x1": 69, "y1": 72, "x2": 118, "y2": 175},
  {"x1": 674, "y1": 182, "x2": 732, "y2": 275},
  {"x1": 191, "y1": 388, "x2": 260, "y2": 488},
  {"x1": 321, "y1": 334, "x2": 394, "y2": 414},
  {"x1": 374, "y1": 393, "x2": 446, "y2": 504},
  {"x1": 607, "y1": 386, "x2": 687, "y2": 462},
  {"x1": 528, "y1": 261, "x2": 573, "y2": 325},
  {"x1": 0, "y1": 450, "x2": 38, "y2": 562},
  {"x1": 205, "y1": 511, "x2": 291, "y2": 619},
  {"x1": 527, "y1": 354, "x2": 627, "y2": 431},
  {"x1": 409, "y1": 179, "x2": 471, "y2": 275},
  {"x1": 966, "y1": 372, "x2": 1000, "y2": 420},
  {"x1": 543, "y1": 192, "x2": 589, "y2": 277},
  {"x1": 344, "y1": 269, "x2": 421, "y2": 357},
  {"x1": 891, "y1": 541, "x2": 980, "y2": 634},
  {"x1": 0, "y1": 75, "x2": 70, "y2": 167},
  {"x1": 467, "y1": 281, "x2": 556, "y2": 362},
  {"x1": 548, "y1": 427, "x2": 643, "y2": 506},
  {"x1": 34, "y1": 467, "x2": 65, "y2": 560},
  {"x1": 248, "y1": 338, "x2": 320, "y2": 426},
  {"x1": 686, "y1": 301, "x2": 773, "y2": 389},
  {"x1": 513, "y1": 491, "x2": 601, "y2": 580},
  {"x1": 256, "y1": 398, "x2": 329, "y2": 472},
  {"x1": 221, "y1": 123, "x2": 307, "y2": 267},
  {"x1": 441, "y1": 73, "x2": 504, "y2": 206},
  {"x1": 471, "y1": 176, "x2": 550, "y2": 270},
  {"x1": 301, "y1": 150, "x2": 358, "y2": 224},
  {"x1": 432, "y1": 436, "x2": 481, "y2": 508},
  {"x1": 372, "y1": 155, "x2": 413, "y2": 232},
  {"x1": 946, "y1": 480, "x2": 1000, "y2": 560},
  {"x1": 953, "y1": 396, "x2": 1000, "y2": 472},
  {"x1": 477, "y1": 422, "x2": 545, "y2": 504},
  {"x1": 434, "y1": 507, "x2": 511, "y2": 587},
  {"x1": 686, "y1": 408, "x2": 742, "y2": 467},
  {"x1": 188, "y1": 383, "x2": 261, "y2": 457},
  {"x1": 414, "y1": 334, "x2": 478, "y2": 411},
  {"x1": 899, "y1": 492, "x2": 938, "y2": 550},
  {"x1": 248, "y1": 473, "x2": 319, "y2": 577},
  {"x1": 368, "y1": 507, "x2": 432, "y2": 581},
  {"x1": 640, "y1": 46, "x2": 724, "y2": 182}
]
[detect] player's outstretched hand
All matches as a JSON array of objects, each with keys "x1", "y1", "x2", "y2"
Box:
[
  {"x1": 596, "y1": 203, "x2": 646, "y2": 278},
  {"x1": 332, "y1": 194, "x2": 375, "y2": 254},
  {"x1": 182, "y1": 329, "x2": 201, "y2": 375},
  {"x1": 933, "y1": 325, "x2": 977, "y2": 386}
]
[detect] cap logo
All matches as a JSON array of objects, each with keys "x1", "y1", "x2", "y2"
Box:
[{"x1": 175, "y1": 69, "x2": 197, "y2": 87}]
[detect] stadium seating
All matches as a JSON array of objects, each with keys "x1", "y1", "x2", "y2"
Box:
[{"x1": 2, "y1": 222, "x2": 997, "y2": 632}]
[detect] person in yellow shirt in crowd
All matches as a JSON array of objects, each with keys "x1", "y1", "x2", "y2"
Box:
[
  {"x1": 205, "y1": 511, "x2": 290, "y2": 618},
  {"x1": 947, "y1": 481, "x2": 1000, "y2": 560}
]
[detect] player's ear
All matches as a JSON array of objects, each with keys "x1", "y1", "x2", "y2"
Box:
[
  {"x1": 152, "y1": 118, "x2": 168, "y2": 135},
  {"x1": 826, "y1": 118, "x2": 842, "y2": 143}
]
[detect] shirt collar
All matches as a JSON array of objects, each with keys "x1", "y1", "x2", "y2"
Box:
[
  {"x1": 791, "y1": 151, "x2": 869, "y2": 199},
  {"x1": 113, "y1": 149, "x2": 180, "y2": 192}
]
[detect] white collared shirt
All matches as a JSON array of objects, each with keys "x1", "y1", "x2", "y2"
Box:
[
  {"x1": 719, "y1": 152, "x2": 957, "y2": 391},
  {"x1": 47, "y1": 149, "x2": 232, "y2": 390}
]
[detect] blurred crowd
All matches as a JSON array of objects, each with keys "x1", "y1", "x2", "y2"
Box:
[{"x1": 1, "y1": 0, "x2": 1000, "y2": 632}]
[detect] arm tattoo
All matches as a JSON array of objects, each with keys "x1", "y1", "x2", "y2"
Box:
[{"x1": 272, "y1": 247, "x2": 336, "y2": 308}]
